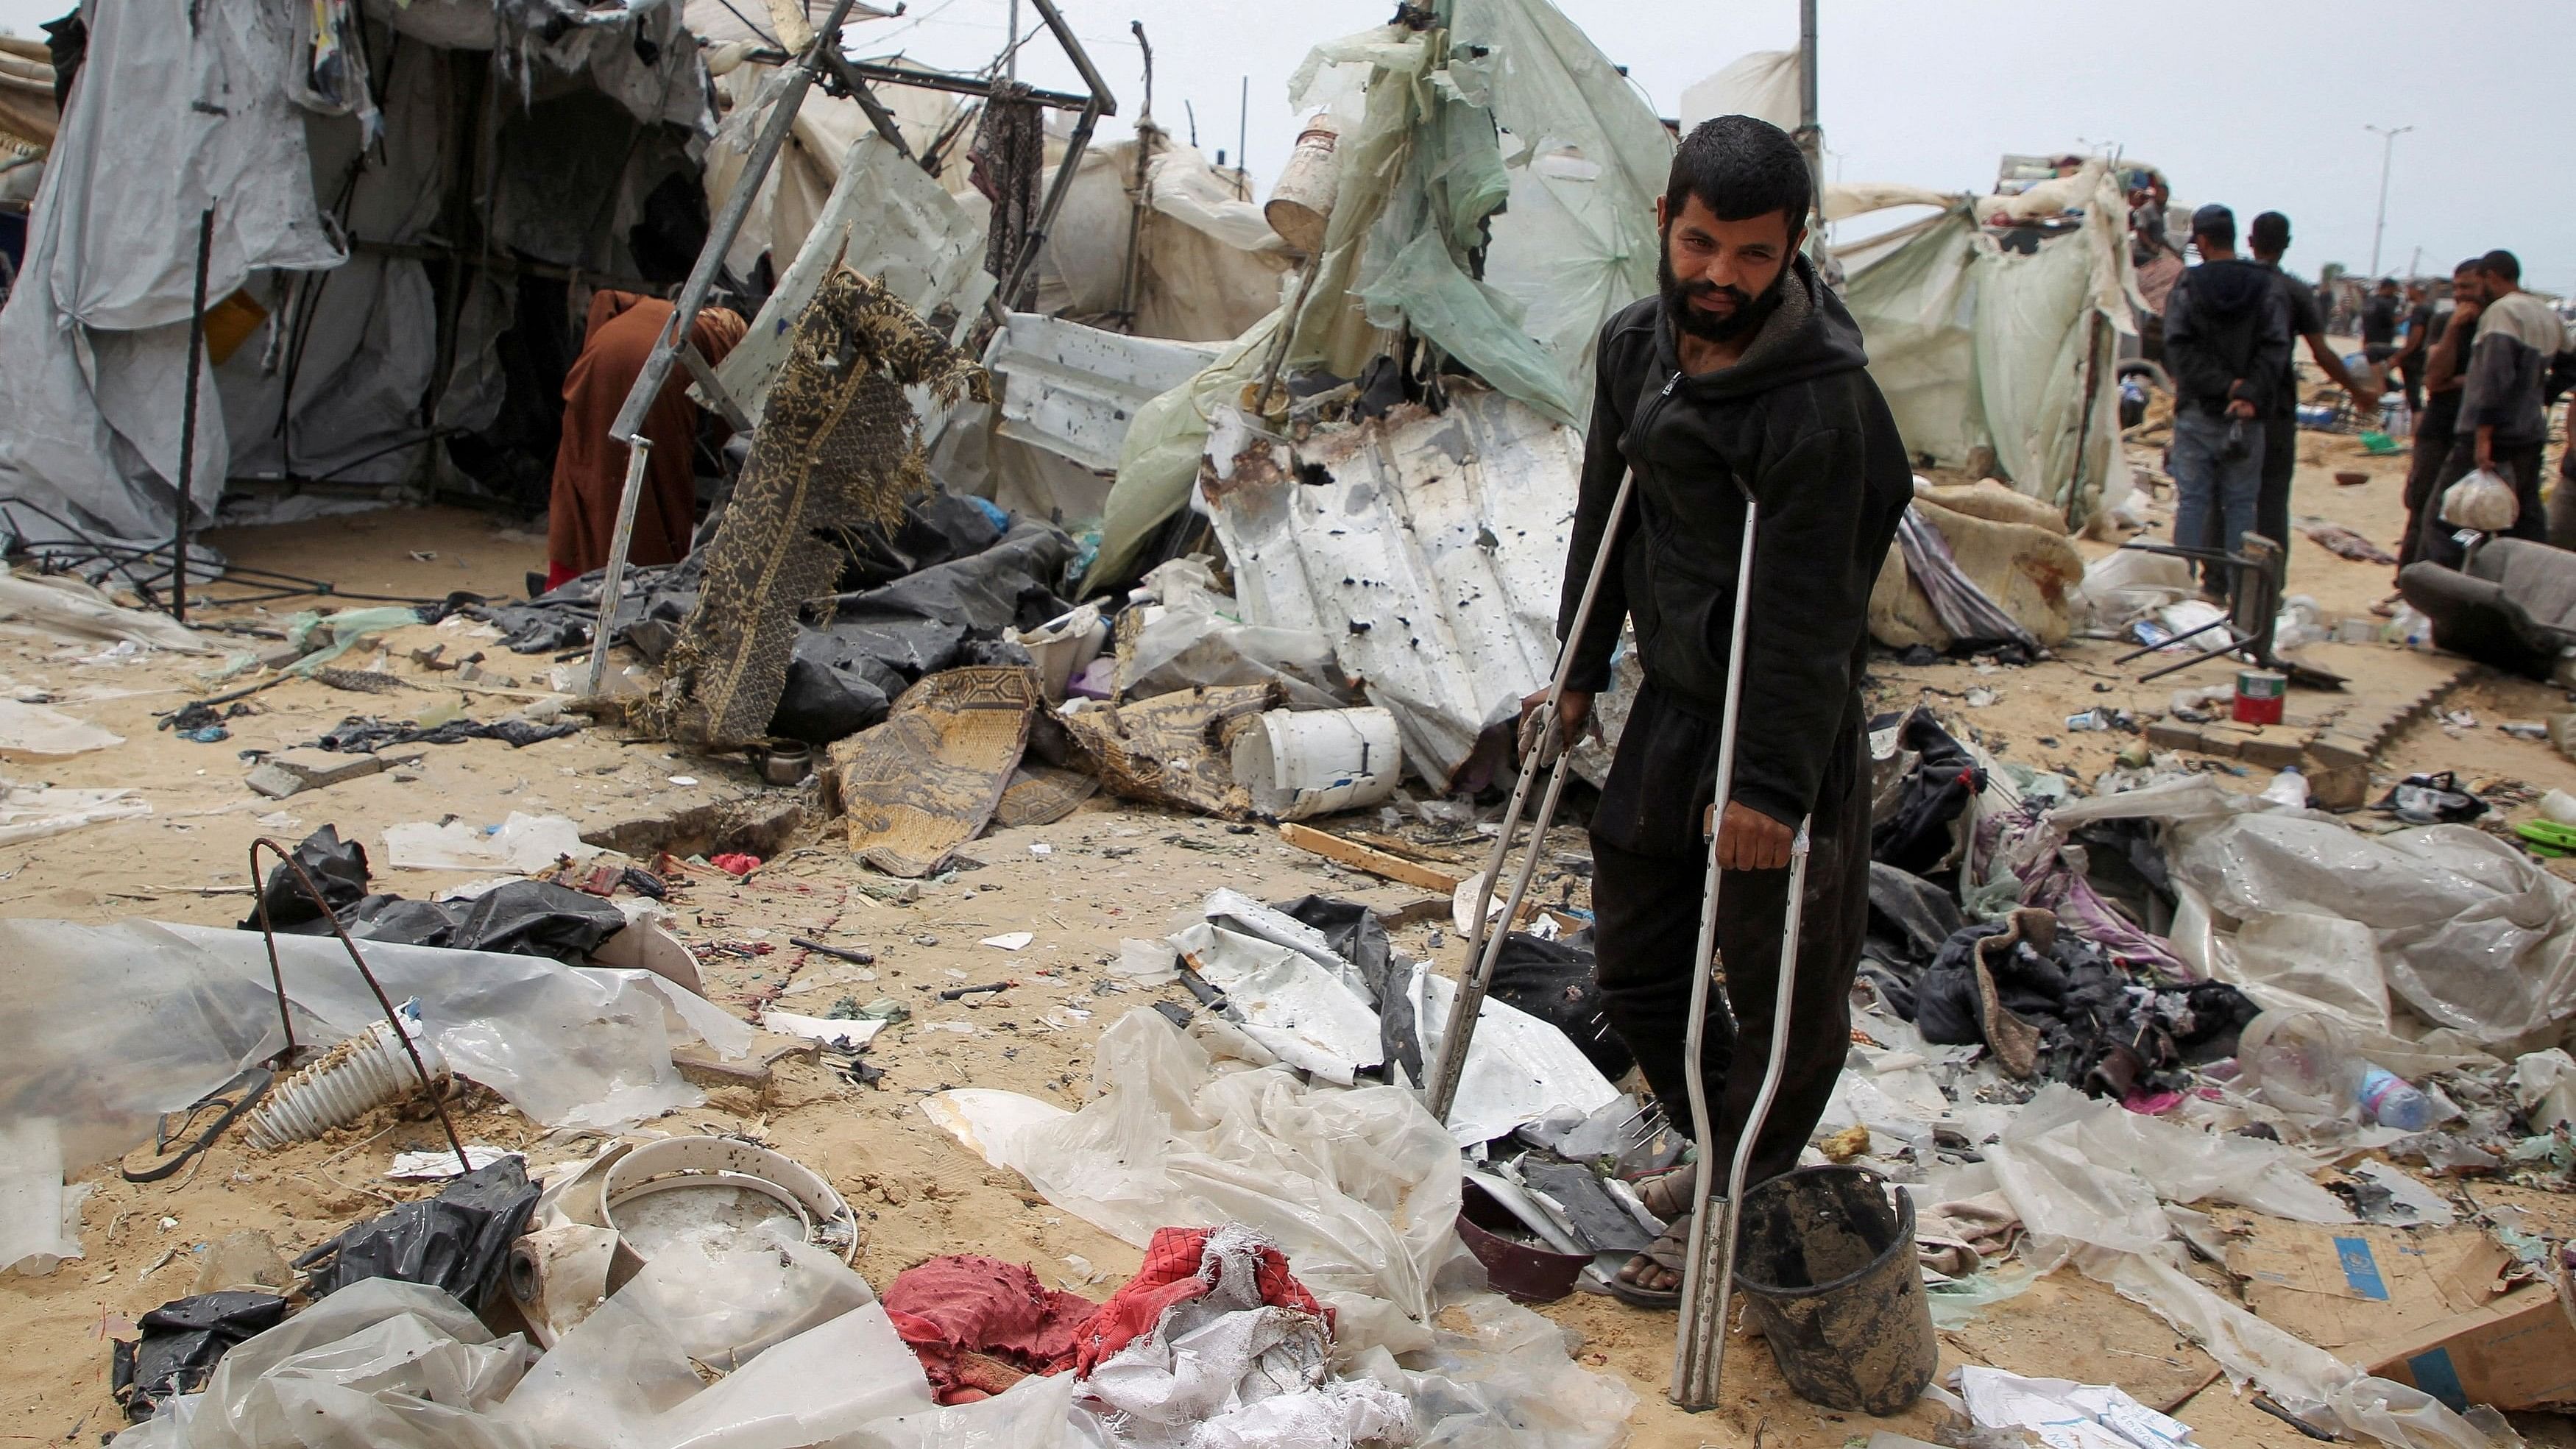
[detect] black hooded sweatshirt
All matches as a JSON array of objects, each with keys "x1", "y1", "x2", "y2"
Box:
[
  {"x1": 1556, "y1": 255, "x2": 1913, "y2": 830},
  {"x1": 2162, "y1": 258, "x2": 2292, "y2": 417}
]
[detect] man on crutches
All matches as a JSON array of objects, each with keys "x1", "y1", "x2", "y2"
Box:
[{"x1": 1523, "y1": 116, "x2": 1910, "y2": 1325}]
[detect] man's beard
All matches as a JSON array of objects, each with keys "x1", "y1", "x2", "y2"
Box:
[{"x1": 1659, "y1": 237, "x2": 1787, "y2": 344}]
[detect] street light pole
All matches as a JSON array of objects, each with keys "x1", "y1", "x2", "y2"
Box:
[{"x1": 2365, "y1": 123, "x2": 2412, "y2": 278}]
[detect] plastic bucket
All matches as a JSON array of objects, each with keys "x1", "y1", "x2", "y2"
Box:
[
  {"x1": 1733, "y1": 1165, "x2": 1937, "y2": 1415},
  {"x1": 1263, "y1": 117, "x2": 1340, "y2": 254},
  {"x1": 1230, "y1": 706, "x2": 1400, "y2": 820}
]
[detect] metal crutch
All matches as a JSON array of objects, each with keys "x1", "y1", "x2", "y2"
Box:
[
  {"x1": 1423, "y1": 469, "x2": 1637, "y2": 1125},
  {"x1": 1665, "y1": 490, "x2": 1814, "y2": 1409}
]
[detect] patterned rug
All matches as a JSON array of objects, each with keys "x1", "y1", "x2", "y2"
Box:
[
  {"x1": 829, "y1": 666, "x2": 1040, "y2": 876},
  {"x1": 992, "y1": 764, "x2": 1101, "y2": 829},
  {"x1": 651, "y1": 268, "x2": 988, "y2": 750}
]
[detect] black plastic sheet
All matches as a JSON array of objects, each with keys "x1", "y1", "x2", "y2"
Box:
[
  {"x1": 110, "y1": 1292, "x2": 290, "y2": 1420},
  {"x1": 295, "y1": 1159, "x2": 541, "y2": 1309},
  {"x1": 242, "y1": 826, "x2": 628, "y2": 960}
]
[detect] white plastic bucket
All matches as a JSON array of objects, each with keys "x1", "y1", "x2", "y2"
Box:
[
  {"x1": 1231, "y1": 706, "x2": 1401, "y2": 820},
  {"x1": 1263, "y1": 117, "x2": 1341, "y2": 255}
]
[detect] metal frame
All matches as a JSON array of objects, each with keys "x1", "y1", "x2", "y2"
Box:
[
  {"x1": 581, "y1": 0, "x2": 1116, "y2": 693},
  {"x1": 1424, "y1": 470, "x2": 1636, "y2": 1124},
  {"x1": 2112, "y1": 533, "x2": 2285, "y2": 682}
]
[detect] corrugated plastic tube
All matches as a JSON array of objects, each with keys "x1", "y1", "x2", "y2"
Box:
[{"x1": 245, "y1": 1000, "x2": 448, "y2": 1150}]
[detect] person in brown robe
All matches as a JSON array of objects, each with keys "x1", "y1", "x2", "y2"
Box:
[{"x1": 545, "y1": 290, "x2": 749, "y2": 588}]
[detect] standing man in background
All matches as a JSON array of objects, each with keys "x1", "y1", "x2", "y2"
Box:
[
  {"x1": 2391, "y1": 279, "x2": 2437, "y2": 419},
  {"x1": 2361, "y1": 278, "x2": 2404, "y2": 366},
  {"x1": 2246, "y1": 212, "x2": 2378, "y2": 582},
  {"x1": 2162, "y1": 205, "x2": 2290, "y2": 601},
  {"x1": 2431, "y1": 249, "x2": 2565, "y2": 562},
  {"x1": 2387, "y1": 259, "x2": 2485, "y2": 602}
]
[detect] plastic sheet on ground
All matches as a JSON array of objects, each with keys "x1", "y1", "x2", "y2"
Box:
[
  {"x1": 2174, "y1": 815, "x2": 2576, "y2": 1043},
  {"x1": 1956, "y1": 1364, "x2": 2196, "y2": 1449},
  {"x1": 923, "y1": 1009, "x2": 1461, "y2": 1356},
  {"x1": 0, "y1": 773, "x2": 149, "y2": 846},
  {"x1": 1409, "y1": 971, "x2": 1619, "y2": 1148},
  {"x1": 0, "y1": 568, "x2": 213, "y2": 652},
  {"x1": 0, "y1": 696, "x2": 123, "y2": 757},
  {"x1": 0, "y1": 918, "x2": 742, "y2": 1274},
  {"x1": 382, "y1": 812, "x2": 603, "y2": 872}
]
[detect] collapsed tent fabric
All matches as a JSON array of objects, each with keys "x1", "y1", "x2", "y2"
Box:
[
  {"x1": 0, "y1": 0, "x2": 718, "y2": 545},
  {"x1": 1839, "y1": 167, "x2": 2136, "y2": 528},
  {"x1": 1086, "y1": 0, "x2": 1670, "y2": 586}
]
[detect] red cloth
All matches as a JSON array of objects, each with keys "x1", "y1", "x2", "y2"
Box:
[
  {"x1": 1069, "y1": 1227, "x2": 1326, "y2": 1375},
  {"x1": 882, "y1": 1254, "x2": 1097, "y2": 1404},
  {"x1": 883, "y1": 1230, "x2": 1328, "y2": 1404}
]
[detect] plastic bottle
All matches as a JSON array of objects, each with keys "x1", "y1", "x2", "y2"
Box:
[{"x1": 2355, "y1": 1065, "x2": 2435, "y2": 1131}]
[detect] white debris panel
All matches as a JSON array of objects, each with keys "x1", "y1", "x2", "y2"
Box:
[
  {"x1": 986, "y1": 314, "x2": 1221, "y2": 474},
  {"x1": 1203, "y1": 386, "x2": 1599, "y2": 787}
]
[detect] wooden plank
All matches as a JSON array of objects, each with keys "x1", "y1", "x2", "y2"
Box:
[{"x1": 1278, "y1": 823, "x2": 1462, "y2": 892}]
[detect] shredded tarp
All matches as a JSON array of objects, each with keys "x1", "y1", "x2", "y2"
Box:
[{"x1": 1087, "y1": 0, "x2": 1669, "y2": 586}]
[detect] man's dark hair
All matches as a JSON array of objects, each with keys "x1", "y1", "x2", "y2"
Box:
[
  {"x1": 2190, "y1": 204, "x2": 2236, "y2": 249},
  {"x1": 1665, "y1": 115, "x2": 1810, "y2": 233},
  {"x1": 2248, "y1": 210, "x2": 2290, "y2": 255},
  {"x1": 2478, "y1": 249, "x2": 2521, "y2": 283},
  {"x1": 2456, "y1": 257, "x2": 2483, "y2": 274}
]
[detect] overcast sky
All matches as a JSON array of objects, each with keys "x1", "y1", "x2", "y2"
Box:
[{"x1": 6, "y1": 0, "x2": 2564, "y2": 289}]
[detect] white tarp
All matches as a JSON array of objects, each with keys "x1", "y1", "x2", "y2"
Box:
[
  {"x1": 1677, "y1": 49, "x2": 1800, "y2": 132},
  {"x1": 1030, "y1": 132, "x2": 1297, "y2": 344}
]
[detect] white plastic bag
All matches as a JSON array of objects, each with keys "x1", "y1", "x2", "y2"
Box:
[{"x1": 2438, "y1": 468, "x2": 2518, "y2": 531}]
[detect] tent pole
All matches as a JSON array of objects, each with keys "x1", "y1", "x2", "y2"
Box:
[
  {"x1": 172, "y1": 207, "x2": 214, "y2": 623},
  {"x1": 1797, "y1": 0, "x2": 1822, "y2": 241},
  {"x1": 582, "y1": 0, "x2": 863, "y2": 695}
]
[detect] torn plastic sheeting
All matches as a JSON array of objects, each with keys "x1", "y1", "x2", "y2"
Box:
[
  {"x1": 922, "y1": 1009, "x2": 1460, "y2": 1356},
  {"x1": 2175, "y1": 815, "x2": 2576, "y2": 1043},
  {"x1": 1987, "y1": 1085, "x2": 2349, "y2": 1272},
  {"x1": 1343, "y1": 1289, "x2": 1637, "y2": 1449},
  {"x1": 1411, "y1": 971, "x2": 1621, "y2": 1148},
  {"x1": 1956, "y1": 1364, "x2": 2196, "y2": 1449},
  {"x1": 1168, "y1": 917, "x2": 1381, "y2": 1084},
  {"x1": 0, "y1": 773, "x2": 150, "y2": 846},
  {"x1": 113, "y1": 1277, "x2": 534, "y2": 1449},
  {"x1": 1204, "y1": 388, "x2": 1619, "y2": 787},
  {"x1": 0, "y1": 697, "x2": 124, "y2": 757},
  {"x1": 299, "y1": 1158, "x2": 542, "y2": 1310},
  {"x1": 0, "y1": 568, "x2": 214, "y2": 653},
  {"x1": 829, "y1": 1372, "x2": 1091, "y2": 1449},
  {"x1": 986, "y1": 313, "x2": 1221, "y2": 475}
]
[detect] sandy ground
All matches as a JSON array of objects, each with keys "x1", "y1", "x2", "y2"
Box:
[{"x1": 5, "y1": 436, "x2": 2576, "y2": 1449}]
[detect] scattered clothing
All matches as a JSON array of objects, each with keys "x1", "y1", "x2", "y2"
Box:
[
  {"x1": 110, "y1": 1293, "x2": 289, "y2": 1421},
  {"x1": 884, "y1": 1253, "x2": 1098, "y2": 1403}
]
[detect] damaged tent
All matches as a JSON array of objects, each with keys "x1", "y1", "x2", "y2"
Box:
[
  {"x1": 971, "y1": 0, "x2": 1671, "y2": 788},
  {"x1": 0, "y1": 0, "x2": 740, "y2": 551},
  {"x1": 1837, "y1": 160, "x2": 2138, "y2": 531}
]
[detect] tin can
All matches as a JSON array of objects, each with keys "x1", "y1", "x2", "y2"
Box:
[{"x1": 2232, "y1": 669, "x2": 2287, "y2": 725}]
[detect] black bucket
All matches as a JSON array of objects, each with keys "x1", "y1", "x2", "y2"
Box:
[{"x1": 1733, "y1": 1165, "x2": 1937, "y2": 1415}]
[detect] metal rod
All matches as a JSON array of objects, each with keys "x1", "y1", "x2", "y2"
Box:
[
  {"x1": 994, "y1": 0, "x2": 1117, "y2": 315},
  {"x1": 249, "y1": 837, "x2": 472, "y2": 1173},
  {"x1": 1667, "y1": 487, "x2": 1763, "y2": 1409},
  {"x1": 1424, "y1": 470, "x2": 1635, "y2": 1124},
  {"x1": 1677, "y1": 818, "x2": 1812, "y2": 1409},
  {"x1": 1797, "y1": 0, "x2": 1821, "y2": 239},
  {"x1": 172, "y1": 207, "x2": 213, "y2": 623},
  {"x1": 584, "y1": 0, "x2": 862, "y2": 696},
  {"x1": 581, "y1": 435, "x2": 653, "y2": 695}
]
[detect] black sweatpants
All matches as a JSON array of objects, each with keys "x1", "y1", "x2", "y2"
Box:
[{"x1": 1588, "y1": 700, "x2": 1870, "y2": 1193}]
